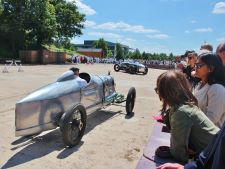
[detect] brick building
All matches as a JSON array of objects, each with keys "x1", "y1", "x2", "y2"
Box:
[{"x1": 77, "y1": 48, "x2": 103, "y2": 58}]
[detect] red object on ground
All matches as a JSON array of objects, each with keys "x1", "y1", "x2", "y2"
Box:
[{"x1": 152, "y1": 115, "x2": 164, "y2": 123}]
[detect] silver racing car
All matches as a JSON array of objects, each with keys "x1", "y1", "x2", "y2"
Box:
[{"x1": 15, "y1": 71, "x2": 136, "y2": 147}]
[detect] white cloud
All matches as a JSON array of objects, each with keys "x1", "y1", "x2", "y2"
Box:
[
  {"x1": 88, "y1": 32, "x2": 123, "y2": 39},
  {"x1": 74, "y1": 0, "x2": 96, "y2": 15},
  {"x1": 84, "y1": 20, "x2": 96, "y2": 27},
  {"x1": 185, "y1": 30, "x2": 190, "y2": 34},
  {"x1": 83, "y1": 20, "x2": 160, "y2": 34},
  {"x1": 194, "y1": 28, "x2": 213, "y2": 32},
  {"x1": 213, "y1": 2, "x2": 225, "y2": 14},
  {"x1": 94, "y1": 21, "x2": 159, "y2": 33},
  {"x1": 139, "y1": 45, "x2": 171, "y2": 54},
  {"x1": 146, "y1": 34, "x2": 170, "y2": 39},
  {"x1": 87, "y1": 32, "x2": 136, "y2": 47}
]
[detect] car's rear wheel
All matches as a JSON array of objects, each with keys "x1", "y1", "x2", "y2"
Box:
[
  {"x1": 126, "y1": 87, "x2": 136, "y2": 115},
  {"x1": 114, "y1": 64, "x2": 120, "y2": 72},
  {"x1": 143, "y1": 67, "x2": 148, "y2": 75},
  {"x1": 60, "y1": 104, "x2": 87, "y2": 147}
]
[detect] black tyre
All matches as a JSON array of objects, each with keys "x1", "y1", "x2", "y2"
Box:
[
  {"x1": 114, "y1": 64, "x2": 120, "y2": 72},
  {"x1": 60, "y1": 104, "x2": 87, "y2": 147},
  {"x1": 128, "y1": 66, "x2": 136, "y2": 74},
  {"x1": 126, "y1": 87, "x2": 136, "y2": 115},
  {"x1": 143, "y1": 67, "x2": 148, "y2": 75},
  {"x1": 125, "y1": 66, "x2": 130, "y2": 73}
]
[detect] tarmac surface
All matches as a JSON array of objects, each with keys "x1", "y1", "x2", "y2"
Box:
[{"x1": 0, "y1": 63, "x2": 165, "y2": 169}]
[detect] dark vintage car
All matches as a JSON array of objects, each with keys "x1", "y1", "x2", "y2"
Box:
[
  {"x1": 114, "y1": 61, "x2": 148, "y2": 75},
  {"x1": 15, "y1": 71, "x2": 136, "y2": 147}
]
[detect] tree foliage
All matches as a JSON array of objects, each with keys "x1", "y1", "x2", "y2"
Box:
[
  {"x1": 0, "y1": 0, "x2": 85, "y2": 57},
  {"x1": 128, "y1": 50, "x2": 175, "y2": 61},
  {"x1": 106, "y1": 50, "x2": 113, "y2": 58},
  {"x1": 53, "y1": 0, "x2": 85, "y2": 41},
  {"x1": 92, "y1": 38, "x2": 108, "y2": 57},
  {"x1": 115, "y1": 43, "x2": 124, "y2": 60},
  {"x1": 130, "y1": 48, "x2": 141, "y2": 59},
  {"x1": 0, "y1": 0, "x2": 3, "y2": 15}
]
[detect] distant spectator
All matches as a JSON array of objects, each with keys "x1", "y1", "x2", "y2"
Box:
[
  {"x1": 216, "y1": 41, "x2": 225, "y2": 66},
  {"x1": 182, "y1": 50, "x2": 200, "y2": 88},
  {"x1": 200, "y1": 42, "x2": 213, "y2": 52},
  {"x1": 72, "y1": 56, "x2": 77, "y2": 63},
  {"x1": 193, "y1": 53, "x2": 225, "y2": 128},
  {"x1": 175, "y1": 55, "x2": 186, "y2": 70}
]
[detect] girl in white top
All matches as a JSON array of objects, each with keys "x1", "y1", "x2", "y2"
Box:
[{"x1": 193, "y1": 53, "x2": 225, "y2": 128}]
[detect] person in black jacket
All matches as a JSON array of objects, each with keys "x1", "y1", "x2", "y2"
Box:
[{"x1": 182, "y1": 51, "x2": 200, "y2": 88}]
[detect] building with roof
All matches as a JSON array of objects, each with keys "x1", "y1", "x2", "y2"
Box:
[
  {"x1": 74, "y1": 40, "x2": 130, "y2": 58},
  {"x1": 77, "y1": 48, "x2": 103, "y2": 58}
]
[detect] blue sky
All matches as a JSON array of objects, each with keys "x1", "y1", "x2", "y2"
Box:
[{"x1": 70, "y1": 0, "x2": 225, "y2": 55}]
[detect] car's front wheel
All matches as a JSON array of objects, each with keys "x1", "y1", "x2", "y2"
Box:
[
  {"x1": 126, "y1": 87, "x2": 136, "y2": 115},
  {"x1": 60, "y1": 104, "x2": 87, "y2": 147},
  {"x1": 114, "y1": 64, "x2": 120, "y2": 72}
]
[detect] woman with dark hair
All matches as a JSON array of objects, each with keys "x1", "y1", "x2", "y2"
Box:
[
  {"x1": 193, "y1": 53, "x2": 225, "y2": 128},
  {"x1": 155, "y1": 70, "x2": 219, "y2": 163}
]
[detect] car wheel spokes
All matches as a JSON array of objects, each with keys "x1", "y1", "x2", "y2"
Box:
[
  {"x1": 69, "y1": 110, "x2": 83, "y2": 141},
  {"x1": 61, "y1": 104, "x2": 87, "y2": 147}
]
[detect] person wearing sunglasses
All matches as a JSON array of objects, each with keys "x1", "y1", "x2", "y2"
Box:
[
  {"x1": 155, "y1": 70, "x2": 219, "y2": 163},
  {"x1": 193, "y1": 53, "x2": 225, "y2": 128},
  {"x1": 182, "y1": 51, "x2": 200, "y2": 88}
]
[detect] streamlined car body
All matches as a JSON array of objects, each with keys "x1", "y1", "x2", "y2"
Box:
[
  {"x1": 114, "y1": 61, "x2": 148, "y2": 75},
  {"x1": 15, "y1": 71, "x2": 136, "y2": 146}
]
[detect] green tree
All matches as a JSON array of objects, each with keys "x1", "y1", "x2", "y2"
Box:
[
  {"x1": 26, "y1": 0, "x2": 57, "y2": 49},
  {"x1": 159, "y1": 53, "x2": 167, "y2": 60},
  {"x1": 127, "y1": 51, "x2": 133, "y2": 59},
  {"x1": 131, "y1": 48, "x2": 141, "y2": 59},
  {"x1": 93, "y1": 38, "x2": 108, "y2": 57},
  {"x1": 115, "y1": 43, "x2": 124, "y2": 60},
  {"x1": 0, "y1": 0, "x2": 3, "y2": 15},
  {"x1": 106, "y1": 50, "x2": 113, "y2": 58},
  {"x1": 0, "y1": 0, "x2": 85, "y2": 57},
  {"x1": 142, "y1": 51, "x2": 148, "y2": 60},
  {"x1": 54, "y1": 0, "x2": 85, "y2": 42},
  {"x1": 0, "y1": 0, "x2": 26, "y2": 56},
  {"x1": 169, "y1": 52, "x2": 174, "y2": 60}
]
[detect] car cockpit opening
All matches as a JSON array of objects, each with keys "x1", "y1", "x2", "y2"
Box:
[{"x1": 79, "y1": 72, "x2": 91, "y2": 83}]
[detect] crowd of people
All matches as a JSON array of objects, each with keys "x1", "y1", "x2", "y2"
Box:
[
  {"x1": 156, "y1": 41, "x2": 225, "y2": 169},
  {"x1": 71, "y1": 55, "x2": 118, "y2": 64},
  {"x1": 68, "y1": 41, "x2": 225, "y2": 169}
]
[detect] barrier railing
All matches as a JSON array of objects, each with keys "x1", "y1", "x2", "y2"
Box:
[{"x1": 2, "y1": 60, "x2": 24, "y2": 73}]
